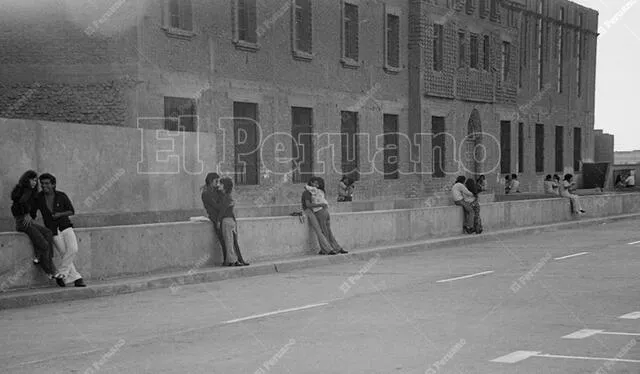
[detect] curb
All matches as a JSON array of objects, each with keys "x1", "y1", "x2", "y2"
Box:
[{"x1": 1, "y1": 212, "x2": 639, "y2": 310}]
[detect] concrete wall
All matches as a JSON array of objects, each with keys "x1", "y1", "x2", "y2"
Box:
[
  {"x1": 0, "y1": 118, "x2": 217, "y2": 222},
  {"x1": 1, "y1": 192, "x2": 638, "y2": 291}
]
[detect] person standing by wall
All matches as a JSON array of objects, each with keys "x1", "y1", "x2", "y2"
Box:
[
  {"x1": 218, "y1": 178, "x2": 249, "y2": 267},
  {"x1": 313, "y1": 177, "x2": 347, "y2": 254},
  {"x1": 10, "y1": 170, "x2": 60, "y2": 283},
  {"x1": 32, "y1": 173, "x2": 86, "y2": 287},
  {"x1": 201, "y1": 172, "x2": 229, "y2": 265},
  {"x1": 464, "y1": 178, "x2": 483, "y2": 234},
  {"x1": 452, "y1": 176, "x2": 476, "y2": 234}
]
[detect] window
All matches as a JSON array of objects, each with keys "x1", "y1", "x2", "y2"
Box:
[
  {"x1": 291, "y1": 107, "x2": 314, "y2": 184},
  {"x1": 342, "y1": 2, "x2": 359, "y2": 65},
  {"x1": 501, "y1": 41, "x2": 511, "y2": 82},
  {"x1": 557, "y1": 8, "x2": 565, "y2": 93},
  {"x1": 233, "y1": 102, "x2": 260, "y2": 185},
  {"x1": 518, "y1": 122, "x2": 524, "y2": 173},
  {"x1": 536, "y1": 0, "x2": 544, "y2": 90},
  {"x1": 168, "y1": 0, "x2": 192, "y2": 31},
  {"x1": 555, "y1": 126, "x2": 564, "y2": 172},
  {"x1": 432, "y1": 116, "x2": 446, "y2": 178},
  {"x1": 164, "y1": 97, "x2": 196, "y2": 132},
  {"x1": 470, "y1": 34, "x2": 479, "y2": 69},
  {"x1": 235, "y1": 0, "x2": 257, "y2": 45},
  {"x1": 500, "y1": 121, "x2": 511, "y2": 174},
  {"x1": 293, "y1": 0, "x2": 312, "y2": 55},
  {"x1": 519, "y1": 15, "x2": 528, "y2": 88},
  {"x1": 577, "y1": 14, "x2": 583, "y2": 97},
  {"x1": 458, "y1": 30, "x2": 466, "y2": 68},
  {"x1": 489, "y1": 0, "x2": 498, "y2": 21},
  {"x1": 385, "y1": 11, "x2": 400, "y2": 70},
  {"x1": 483, "y1": 35, "x2": 490, "y2": 71},
  {"x1": 465, "y1": 0, "x2": 473, "y2": 14},
  {"x1": 574, "y1": 127, "x2": 582, "y2": 172},
  {"x1": 341, "y1": 111, "x2": 359, "y2": 180},
  {"x1": 479, "y1": 0, "x2": 487, "y2": 18},
  {"x1": 383, "y1": 114, "x2": 399, "y2": 179},
  {"x1": 433, "y1": 24, "x2": 444, "y2": 71},
  {"x1": 535, "y1": 124, "x2": 545, "y2": 173}
]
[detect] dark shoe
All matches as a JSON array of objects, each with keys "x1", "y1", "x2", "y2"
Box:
[
  {"x1": 476, "y1": 229, "x2": 483, "y2": 234},
  {"x1": 241, "y1": 262, "x2": 250, "y2": 266},
  {"x1": 338, "y1": 249, "x2": 348, "y2": 254},
  {"x1": 318, "y1": 251, "x2": 329, "y2": 255},
  {"x1": 74, "y1": 279, "x2": 87, "y2": 287},
  {"x1": 233, "y1": 262, "x2": 243, "y2": 267},
  {"x1": 328, "y1": 251, "x2": 338, "y2": 255},
  {"x1": 55, "y1": 276, "x2": 66, "y2": 288},
  {"x1": 579, "y1": 210, "x2": 586, "y2": 214},
  {"x1": 463, "y1": 227, "x2": 473, "y2": 234}
]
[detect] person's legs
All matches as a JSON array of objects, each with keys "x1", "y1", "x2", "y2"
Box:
[
  {"x1": 221, "y1": 218, "x2": 238, "y2": 264},
  {"x1": 58, "y1": 228, "x2": 82, "y2": 283},
  {"x1": 454, "y1": 200, "x2": 475, "y2": 231},
  {"x1": 472, "y1": 201, "x2": 483, "y2": 233},
  {"x1": 315, "y1": 209, "x2": 344, "y2": 252},
  {"x1": 20, "y1": 223, "x2": 57, "y2": 276},
  {"x1": 570, "y1": 194, "x2": 584, "y2": 214},
  {"x1": 212, "y1": 222, "x2": 228, "y2": 265},
  {"x1": 304, "y1": 208, "x2": 334, "y2": 254}
]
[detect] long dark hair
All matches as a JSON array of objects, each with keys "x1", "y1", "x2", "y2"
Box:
[
  {"x1": 220, "y1": 177, "x2": 233, "y2": 195},
  {"x1": 316, "y1": 177, "x2": 326, "y2": 193},
  {"x1": 11, "y1": 170, "x2": 38, "y2": 202},
  {"x1": 465, "y1": 178, "x2": 479, "y2": 196}
]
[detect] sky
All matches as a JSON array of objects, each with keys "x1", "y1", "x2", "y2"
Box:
[{"x1": 573, "y1": 0, "x2": 640, "y2": 151}]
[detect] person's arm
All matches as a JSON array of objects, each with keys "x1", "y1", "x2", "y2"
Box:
[
  {"x1": 461, "y1": 185, "x2": 474, "y2": 197},
  {"x1": 52, "y1": 193, "x2": 74, "y2": 219},
  {"x1": 303, "y1": 191, "x2": 326, "y2": 209}
]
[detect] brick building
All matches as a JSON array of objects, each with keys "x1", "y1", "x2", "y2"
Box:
[{"x1": 0, "y1": 0, "x2": 598, "y2": 203}]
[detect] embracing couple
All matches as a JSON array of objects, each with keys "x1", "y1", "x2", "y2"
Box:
[{"x1": 301, "y1": 177, "x2": 348, "y2": 255}]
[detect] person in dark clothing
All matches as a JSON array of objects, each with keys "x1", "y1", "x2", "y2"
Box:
[
  {"x1": 464, "y1": 178, "x2": 483, "y2": 234},
  {"x1": 218, "y1": 178, "x2": 249, "y2": 266},
  {"x1": 32, "y1": 173, "x2": 86, "y2": 287},
  {"x1": 10, "y1": 170, "x2": 59, "y2": 281},
  {"x1": 201, "y1": 172, "x2": 230, "y2": 265}
]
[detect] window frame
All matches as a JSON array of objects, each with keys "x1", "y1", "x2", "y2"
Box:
[
  {"x1": 233, "y1": 0, "x2": 260, "y2": 52},
  {"x1": 433, "y1": 23, "x2": 444, "y2": 72},
  {"x1": 291, "y1": 0, "x2": 314, "y2": 60},
  {"x1": 341, "y1": 0, "x2": 360, "y2": 68},
  {"x1": 162, "y1": 0, "x2": 196, "y2": 40},
  {"x1": 383, "y1": 114, "x2": 400, "y2": 180},
  {"x1": 384, "y1": 6, "x2": 402, "y2": 73}
]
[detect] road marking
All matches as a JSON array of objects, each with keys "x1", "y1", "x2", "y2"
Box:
[
  {"x1": 628, "y1": 240, "x2": 640, "y2": 245},
  {"x1": 620, "y1": 311, "x2": 640, "y2": 320},
  {"x1": 436, "y1": 271, "x2": 494, "y2": 283},
  {"x1": 223, "y1": 302, "x2": 329, "y2": 324},
  {"x1": 491, "y1": 351, "x2": 540, "y2": 363},
  {"x1": 491, "y1": 351, "x2": 640, "y2": 364},
  {"x1": 554, "y1": 252, "x2": 589, "y2": 260},
  {"x1": 563, "y1": 329, "x2": 640, "y2": 339},
  {"x1": 5, "y1": 348, "x2": 103, "y2": 368}
]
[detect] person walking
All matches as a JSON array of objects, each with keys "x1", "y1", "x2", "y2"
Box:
[
  {"x1": 32, "y1": 173, "x2": 86, "y2": 287},
  {"x1": 218, "y1": 178, "x2": 249, "y2": 266},
  {"x1": 10, "y1": 170, "x2": 60, "y2": 282}
]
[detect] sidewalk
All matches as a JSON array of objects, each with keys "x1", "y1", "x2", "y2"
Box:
[{"x1": 2, "y1": 212, "x2": 639, "y2": 310}]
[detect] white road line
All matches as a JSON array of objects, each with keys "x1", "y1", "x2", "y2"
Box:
[
  {"x1": 436, "y1": 271, "x2": 494, "y2": 283},
  {"x1": 564, "y1": 329, "x2": 640, "y2": 339},
  {"x1": 554, "y1": 252, "x2": 589, "y2": 260},
  {"x1": 620, "y1": 311, "x2": 640, "y2": 320},
  {"x1": 223, "y1": 302, "x2": 329, "y2": 324},
  {"x1": 5, "y1": 348, "x2": 103, "y2": 368},
  {"x1": 628, "y1": 240, "x2": 640, "y2": 245},
  {"x1": 491, "y1": 351, "x2": 640, "y2": 364}
]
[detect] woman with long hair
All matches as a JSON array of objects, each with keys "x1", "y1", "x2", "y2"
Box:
[
  {"x1": 312, "y1": 177, "x2": 347, "y2": 254},
  {"x1": 464, "y1": 178, "x2": 483, "y2": 234},
  {"x1": 302, "y1": 177, "x2": 337, "y2": 255},
  {"x1": 217, "y1": 178, "x2": 249, "y2": 266},
  {"x1": 10, "y1": 170, "x2": 60, "y2": 281},
  {"x1": 201, "y1": 172, "x2": 229, "y2": 265}
]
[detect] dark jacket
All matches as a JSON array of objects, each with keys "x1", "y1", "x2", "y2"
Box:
[
  {"x1": 218, "y1": 194, "x2": 236, "y2": 221},
  {"x1": 31, "y1": 191, "x2": 75, "y2": 235},
  {"x1": 202, "y1": 187, "x2": 226, "y2": 222},
  {"x1": 10, "y1": 187, "x2": 37, "y2": 218}
]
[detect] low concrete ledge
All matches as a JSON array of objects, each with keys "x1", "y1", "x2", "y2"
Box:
[{"x1": 1, "y1": 192, "x2": 637, "y2": 291}]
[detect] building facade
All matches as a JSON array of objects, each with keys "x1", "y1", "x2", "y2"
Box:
[{"x1": 0, "y1": 0, "x2": 598, "y2": 204}]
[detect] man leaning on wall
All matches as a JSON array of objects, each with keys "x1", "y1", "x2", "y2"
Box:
[{"x1": 31, "y1": 173, "x2": 86, "y2": 287}]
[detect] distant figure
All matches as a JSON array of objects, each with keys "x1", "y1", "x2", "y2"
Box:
[
  {"x1": 452, "y1": 176, "x2": 476, "y2": 234},
  {"x1": 464, "y1": 178, "x2": 483, "y2": 234},
  {"x1": 504, "y1": 174, "x2": 512, "y2": 194},
  {"x1": 218, "y1": 178, "x2": 249, "y2": 266},
  {"x1": 510, "y1": 174, "x2": 521, "y2": 193},
  {"x1": 302, "y1": 177, "x2": 346, "y2": 255},
  {"x1": 337, "y1": 176, "x2": 355, "y2": 202},
  {"x1": 624, "y1": 171, "x2": 636, "y2": 188},
  {"x1": 544, "y1": 175, "x2": 558, "y2": 195},
  {"x1": 615, "y1": 174, "x2": 625, "y2": 189},
  {"x1": 560, "y1": 174, "x2": 585, "y2": 215},
  {"x1": 476, "y1": 175, "x2": 487, "y2": 192}
]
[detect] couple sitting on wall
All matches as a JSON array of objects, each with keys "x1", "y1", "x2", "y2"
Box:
[
  {"x1": 10, "y1": 170, "x2": 86, "y2": 288},
  {"x1": 544, "y1": 174, "x2": 586, "y2": 215}
]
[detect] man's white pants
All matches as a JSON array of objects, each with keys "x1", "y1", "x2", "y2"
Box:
[{"x1": 53, "y1": 227, "x2": 82, "y2": 283}]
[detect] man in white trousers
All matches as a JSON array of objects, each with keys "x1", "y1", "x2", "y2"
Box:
[{"x1": 32, "y1": 173, "x2": 86, "y2": 287}]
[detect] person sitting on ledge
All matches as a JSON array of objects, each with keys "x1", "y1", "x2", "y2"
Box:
[
  {"x1": 560, "y1": 174, "x2": 585, "y2": 215},
  {"x1": 476, "y1": 175, "x2": 487, "y2": 193},
  {"x1": 624, "y1": 171, "x2": 635, "y2": 188},
  {"x1": 337, "y1": 176, "x2": 355, "y2": 202},
  {"x1": 510, "y1": 174, "x2": 521, "y2": 193},
  {"x1": 504, "y1": 174, "x2": 512, "y2": 194},
  {"x1": 544, "y1": 175, "x2": 558, "y2": 195}
]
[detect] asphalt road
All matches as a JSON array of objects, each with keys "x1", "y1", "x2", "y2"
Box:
[{"x1": 2, "y1": 218, "x2": 640, "y2": 374}]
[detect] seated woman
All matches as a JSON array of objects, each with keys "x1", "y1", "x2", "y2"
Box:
[
  {"x1": 464, "y1": 178, "x2": 483, "y2": 234},
  {"x1": 504, "y1": 174, "x2": 512, "y2": 194},
  {"x1": 560, "y1": 174, "x2": 585, "y2": 215},
  {"x1": 476, "y1": 175, "x2": 487, "y2": 193},
  {"x1": 217, "y1": 178, "x2": 249, "y2": 266},
  {"x1": 337, "y1": 176, "x2": 354, "y2": 202},
  {"x1": 624, "y1": 172, "x2": 636, "y2": 188},
  {"x1": 544, "y1": 175, "x2": 558, "y2": 195},
  {"x1": 10, "y1": 170, "x2": 61, "y2": 283},
  {"x1": 451, "y1": 176, "x2": 476, "y2": 234}
]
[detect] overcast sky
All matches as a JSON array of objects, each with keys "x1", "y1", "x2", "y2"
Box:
[{"x1": 573, "y1": 0, "x2": 639, "y2": 151}]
